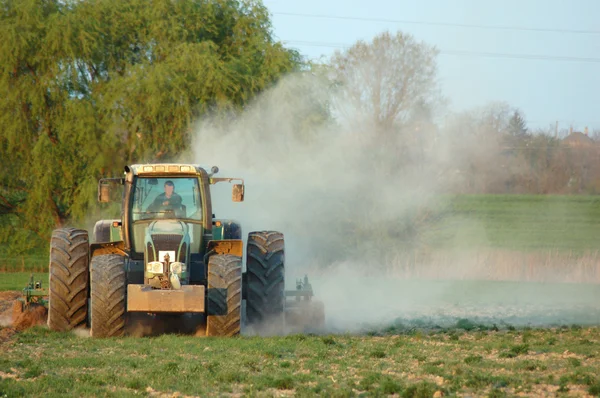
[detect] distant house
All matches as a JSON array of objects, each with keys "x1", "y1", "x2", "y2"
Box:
[{"x1": 562, "y1": 131, "x2": 595, "y2": 147}]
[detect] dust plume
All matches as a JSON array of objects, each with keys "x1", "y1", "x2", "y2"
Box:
[
  {"x1": 188, "y1": 72, "x2": 443, "y2": 265},
  {"x1": 186, "y1": 71, "x2": 600, "y2": 333},
  {"x1": 71, "y1": 327, "x2": 90, "y2": 338}
]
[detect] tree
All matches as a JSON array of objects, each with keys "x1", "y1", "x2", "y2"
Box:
[
  {"x1": 478, "y1": 102, "x2": 513, "y2": 135},
  {"x1": 0, "y1": 0, "x2": 299, "y2": 253},
  {"x1": 507, "y1": 110, "x2": 528, "y2": 137},
  {"x1": 329, "y1": 30, "x2": 440, "y2": 138}
]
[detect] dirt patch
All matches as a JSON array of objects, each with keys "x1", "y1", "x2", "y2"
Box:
[
  {"x1": 0, "y1": 291, "x2": 21, "y2": 320},
  {"x1": 0, "y1": 327, "x2": 17, "y2": 344},
  {"x1": 0, "y1": 370, "x2": 21, "y2": 381},
  {"x1": 0, "y1": 291, "x2": 21, "y2": 328},
  {"x1": 13, "y1": 304, "x2": 47, "y2": 331},
  {"x1": 0, "y1": 291, "x2": 21, "y2": 305},
  {"x1": 0, "y1": 290, "x2": 47, "y2": 333}
]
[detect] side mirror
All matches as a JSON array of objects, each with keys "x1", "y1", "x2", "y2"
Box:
[
  {"x1": 98, "y1": 183, "x2": 111, "y2": 203},
  {"x1": 97, "y1": 178, "x2": 124, "y2": 203},
  {"x1": 232, "y1": 184, "x2": 244, "y2": 202}
]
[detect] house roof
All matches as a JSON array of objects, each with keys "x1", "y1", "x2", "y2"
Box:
[{"x1": 562, "y1": 132, "x2": 594, "y2": 146}]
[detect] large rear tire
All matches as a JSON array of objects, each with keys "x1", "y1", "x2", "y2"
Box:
[
  {"x1": 90, "y1": 254, "x2": 126, "y2": 337},
  {"x1": 245, "y1": 231, "x2": 285, "y2": 330},
  {"x1": 47, "y1": 228, "x2": 90, "y2": 332},
  {"x1": 206, "y1": 254, "x2": 242, "y2": 337}
]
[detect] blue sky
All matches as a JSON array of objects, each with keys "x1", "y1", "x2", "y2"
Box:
[{"x1": 263, "y1": 0, "x2": 600, "y2": 132}]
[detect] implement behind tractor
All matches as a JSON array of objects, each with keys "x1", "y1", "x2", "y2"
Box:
[
  {"x1": 15, "y1": 274, "x2": 47, "y2": 311},
  {"x1": 12, "y1": 274, "x2": 48, "y2": 328},
  {"x1": 31, "y1": 164, "x2": 324, "y2": 337}
]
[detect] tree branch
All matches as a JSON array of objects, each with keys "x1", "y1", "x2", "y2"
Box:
[
  {"x1": 49, "y1": 193, "x2": 63, "y2": 227},
  {"x1": 0, "y1": 184, "x2": 30, "y2": 193},
  {"x1": 0, "y1": 194, "x2": 15, "y2": 210}
]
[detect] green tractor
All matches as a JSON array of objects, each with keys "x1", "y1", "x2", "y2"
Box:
[{"x1": 45, "y1": 164, "x2": 324, "y2": 337}]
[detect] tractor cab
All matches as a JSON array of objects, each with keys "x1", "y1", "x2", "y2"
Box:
[{"x1": 130, "y1": 176, "x2": 203, "y2": 289}]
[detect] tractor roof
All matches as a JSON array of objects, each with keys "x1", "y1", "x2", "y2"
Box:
[{"x1": 125, "y1": 164, "x2": 209, "y2": 176}]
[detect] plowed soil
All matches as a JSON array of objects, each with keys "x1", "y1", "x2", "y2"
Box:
[{"x1": 0, "y1": 291, "x2": 47, "y2": 343}]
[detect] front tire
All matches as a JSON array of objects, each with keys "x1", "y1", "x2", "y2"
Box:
[
  {"x1": 47, "y1": 228, "x2": 90, "y2": 332},
  {"x1": 90, "y1": 254, "x2": 126, "y2": 337},
  {"x1": 206, "y1": 254, "x2": 242, "y2": 337}
]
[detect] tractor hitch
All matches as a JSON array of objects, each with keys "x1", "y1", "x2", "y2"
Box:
[
  {"x1": 284, "y1": 275, "x2": 325, "y2": 331},
  {"x1": 285, "y1": 275, "x2": 315, "y2": 301}
]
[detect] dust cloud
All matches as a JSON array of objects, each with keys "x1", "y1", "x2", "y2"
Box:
[{"x1": 185, "y1": 71, "x2": 599, "y2": 334}]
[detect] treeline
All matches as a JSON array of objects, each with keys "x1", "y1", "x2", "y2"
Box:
[
  {"x1": 437, "y1": 107, "x2": 600, "y2": 195},
  {"x1": 454, "y1": 134, "x2": 600, "y2": 195}
]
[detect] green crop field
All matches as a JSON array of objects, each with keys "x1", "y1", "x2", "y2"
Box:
[
  {"x1": 0, "y1": 273, "x2": 48, "y2": 292},
  {"x1": 0, "y1": 326, "x2": 599, "y2": 397},
  {"x1": 425, "y1": 195, "x2": 600, "y2": 252},
  {"x1": 0, "y1": 254, "x2": 47, "y2": 274}
]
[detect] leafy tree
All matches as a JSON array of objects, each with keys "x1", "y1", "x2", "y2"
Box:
[{"x1": 0, "y1": 0, "x2": 299, "y2": 253}]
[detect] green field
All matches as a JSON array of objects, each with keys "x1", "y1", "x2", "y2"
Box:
[
  {"x1": 426, "y1": 195, "x2": 600, "y2": 251},
  {"x1": 0, "y1": 273, "x2": 48, "y2": 292},
  {"x1": 0, "y1": 254, "x2": 47, "y2": 273},
  {"x1": 0, "y1": 326, "x2": 599, "y2": 397}
]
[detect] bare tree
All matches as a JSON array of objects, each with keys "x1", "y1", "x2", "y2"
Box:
[
  {"x1": 477, "y1": 101, "x2": 513, "y2": 135},
  {"x1": 329, "y1": 31, "x2": 440, "y2": 138}
]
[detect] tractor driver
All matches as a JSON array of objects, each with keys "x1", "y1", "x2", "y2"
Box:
[{"x1": 146, "y1": 180, "x2": 183, "y2": 214}]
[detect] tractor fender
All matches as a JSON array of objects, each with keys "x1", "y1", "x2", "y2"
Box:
[
  {"x1": 205, "y1": 239, "x2": 243, "y2": 258},
  {"x1": 92, "y1": 219, "x2": 121, "y2": 243},
  {"x1": 90, "y1": 241, "x2": 127, "y2": 259}
]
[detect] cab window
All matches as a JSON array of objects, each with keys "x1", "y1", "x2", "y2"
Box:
[{"x1": 132, "y1": 177, "x2": 202, "y2": 221}]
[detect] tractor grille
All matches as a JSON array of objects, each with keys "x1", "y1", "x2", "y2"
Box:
[{"x1": 150, "y1": 234, "x2": 186, "y2": 263}]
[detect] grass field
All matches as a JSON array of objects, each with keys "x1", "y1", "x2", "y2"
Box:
[
  {"x1": 0, "y1": 273, "x2": 48, "y2": 292},
  {"x1": 426, "y1": 195, "x2": 600, "y2": 251},
  {"x1": 0, "y1": 326, "x2": 599, "y2": 397},
  {"x1": 0, "y1": 254, "x2": 47, "y2": 273}
]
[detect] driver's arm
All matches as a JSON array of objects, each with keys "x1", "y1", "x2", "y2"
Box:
[
  {"x1": 171, "y1": 194, "x2": 183, "y2": 207},
  {"x1": 146, "y1": 196, "x2": 161, "y2": 212}
]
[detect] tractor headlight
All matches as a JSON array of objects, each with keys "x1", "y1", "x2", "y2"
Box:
[
  {"x1": 170, "y1": 262, "x2": 186, "y2": 274},
  {"x1": 146, "y1": 261, "x2": 164, "y2": 274}
]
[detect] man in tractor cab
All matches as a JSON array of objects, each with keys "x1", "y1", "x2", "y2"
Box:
[{"x1": 146, "y1": 180, "x2": 184, "y2": 216}]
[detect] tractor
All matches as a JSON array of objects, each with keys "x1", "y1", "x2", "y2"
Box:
[{"x1": 45, "y1": 164, "x2": 324, "y2": 337}]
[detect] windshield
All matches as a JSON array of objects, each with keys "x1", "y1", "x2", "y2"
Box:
[{"x1": 132, "y1": 177, "x2": 202, "y2": 222}]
